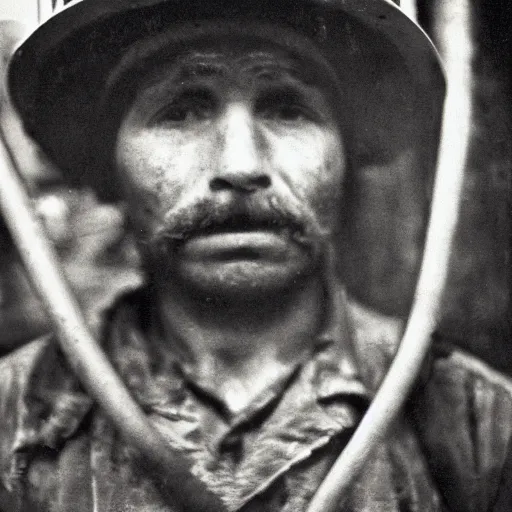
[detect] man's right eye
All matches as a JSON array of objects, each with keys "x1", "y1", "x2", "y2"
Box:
[{"x1": 153, "y1": 89, "x2": 216, "y2": 125}]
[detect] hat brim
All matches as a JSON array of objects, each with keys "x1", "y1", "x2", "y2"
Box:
[
  {"x1": 7, "y1": 0, "x2": 445, "y2": 315},
  {"x1": 11, "y1": 0, "x2": 444, "y2": 89},
  {"x1": 8, "y1": 0, "x2": 444, "y2": 162}
]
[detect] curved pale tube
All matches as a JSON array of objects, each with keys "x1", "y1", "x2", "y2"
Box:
[
  {"x1": 0, "y1": 125, "x2": 226, "y2": 512},
  {"x1": 307, "y1": 2, "x2": 472, "y2": 510}
]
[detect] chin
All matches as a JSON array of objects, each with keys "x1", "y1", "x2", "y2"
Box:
[{"x1": 174, "y1": 259, "x2": 314, "y2": 301}]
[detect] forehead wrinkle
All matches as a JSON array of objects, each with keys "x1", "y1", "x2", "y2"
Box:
[
  {"x1": 160, "y1": 49, "x2": 318, "y2": 84},
  {"x1": 136, "y1": 51, "x2": 229, "y2": 94},
  {"x1": 236, "y1": 51, "x2": 311, "y2": 82},
  {"x1": 132, "y1": 48, "x2": 334, "y2": 108},
  {"x1": 173, "y1": 51, "x2": 229, "y2": 81}
]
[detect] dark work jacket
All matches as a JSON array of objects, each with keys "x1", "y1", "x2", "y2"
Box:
[{"x1": 0, "y1": 292, "x2": 511, "y2": 512}]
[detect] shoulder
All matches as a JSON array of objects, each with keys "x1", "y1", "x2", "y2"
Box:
[
  {"x1": 411, "y1": 340, "x2": 512, "y2": 512},
  {"x1": 0, "y1": 336, "x2": 55, "y2": 431},
  {"x1": 429, "y1": 341, "x2": 512, "y2": 393},
  {"x1": 417, "y1": 341, "x2": 512, "y2": 444},
  {"x1": 0, "y1": 336, "x2": 92, "y2": 505},
  {"x1": 419, "y1": 341, "x2": 512, "y2": 427}
]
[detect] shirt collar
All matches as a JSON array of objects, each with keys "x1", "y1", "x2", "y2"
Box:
[
  {"x1": 104, "y1": 284, "x2": 371, "y2": 412},
  {"x1": 103, "y1": 291, "x2": 370, "y2": 509}
]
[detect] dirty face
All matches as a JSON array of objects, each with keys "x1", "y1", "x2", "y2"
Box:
[{"x1": 115, "y1": 37, "x2": 346, "y2": 298}]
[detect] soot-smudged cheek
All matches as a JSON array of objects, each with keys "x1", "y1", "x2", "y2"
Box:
[
  {"x1": 285, "y1": 143, "x2": 345, "y2": 230},
  {"x1": 273, "y1": 129, "x2": 344, "y2": 182}
]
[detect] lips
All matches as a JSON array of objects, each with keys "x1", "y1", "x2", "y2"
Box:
[
  {"x1": 181, "y1": 230, "x2": 297, "y2": 261},
  {"x1": 175, "y1": 216, "x2": 304, "y2": 263},
  {"x1": 182, "y1": 215, "x2": 299, "y2": 239}
]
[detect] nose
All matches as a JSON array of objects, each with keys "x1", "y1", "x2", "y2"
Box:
[{"x1": 210, "y1": 103, "x2": 271, "y2": 193}]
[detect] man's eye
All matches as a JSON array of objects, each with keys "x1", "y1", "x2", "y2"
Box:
[
  {"x1": 153, "y1": 90, "x2": 216, "y2": 125},
  {"x1": 256, "y1": 90, "x2": 313, "y2": 123},
  {"x1": 268, "y1": 104, "x2": 308, "y2": 122}
]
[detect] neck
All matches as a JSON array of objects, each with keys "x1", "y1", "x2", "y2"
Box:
[{"x1": 154, "y1": 277, "x2": 324, "y2": 411}]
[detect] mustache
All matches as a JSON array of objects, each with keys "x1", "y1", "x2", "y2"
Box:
[{"x1": 147, "y1": 194, "x2": 330, "y2": 256}]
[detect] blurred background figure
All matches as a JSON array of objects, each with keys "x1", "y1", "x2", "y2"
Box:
[{"x1": 0, "y1": 15, "x2": 140, "y2": 354}]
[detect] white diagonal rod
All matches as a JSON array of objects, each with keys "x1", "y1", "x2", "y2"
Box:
[
  {"x1": 0, "y1": 101, "x2": 227, "y2": 512},
  {"x1": 0, "y1": 126, "x2": 227, "y2": 512},
  {"x1": 307, "y1": 1, "x2": 472, "y2": 510}
]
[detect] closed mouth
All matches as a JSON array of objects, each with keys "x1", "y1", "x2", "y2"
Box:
[
  {"x1": 181, "y1": 215, "x2": 301, "y2": 240},
  {"x1": 174, "y1": 216, "x2": 306, "y2": 264},
  {"x1": 210, "y1": 246, "x2": 262, "y2": 260}
]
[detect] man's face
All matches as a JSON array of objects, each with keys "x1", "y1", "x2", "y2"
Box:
[{"x1": 115, "y1": 37, "x2": 346, "y2": 298}]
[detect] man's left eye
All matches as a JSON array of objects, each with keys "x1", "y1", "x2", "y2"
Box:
[
  {"x1": 265, "y1": 104, "x2": 308, "y2": 122},
  {"x1": 255, "y1": 91, "x2": 314, "y2": 124}
]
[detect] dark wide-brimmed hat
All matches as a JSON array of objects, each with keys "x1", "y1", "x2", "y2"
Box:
[{"x1": 7, "y1": 0, "x2": 445, "y2": 314}]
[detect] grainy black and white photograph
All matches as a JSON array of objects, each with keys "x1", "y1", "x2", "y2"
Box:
[{"x1": 0, "y1": 0, "x2": 509, "y2": 510}]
